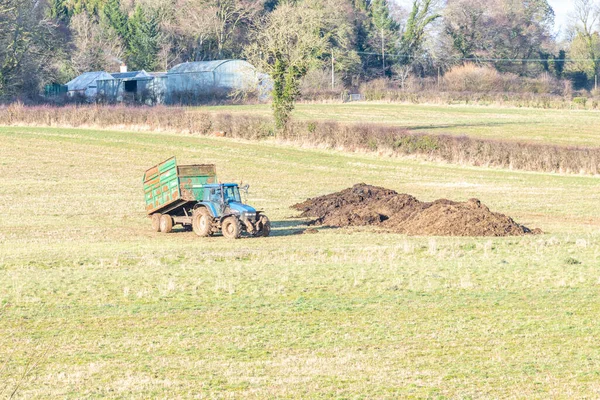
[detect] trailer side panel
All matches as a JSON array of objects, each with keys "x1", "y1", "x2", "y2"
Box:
[{"x1": 143, "y1": 157, "x2": 217, "y2": 215}]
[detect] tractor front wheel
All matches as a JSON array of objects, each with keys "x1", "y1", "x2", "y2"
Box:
[
  {"x1": 255, "y1": 215, "x2": 271, "y2": 237},
  {"x1": 222, "y1": 216, "x2": 242, "y2": 239},
  {"x1": 193, "y1": 208, "x2": 214, "y2": 237}
]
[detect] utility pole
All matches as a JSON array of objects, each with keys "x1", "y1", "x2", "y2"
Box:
[
  {"x1": 331, "y1": 49, "x2": 335, "y2": 90},
  {"x1": 381, "y1": 28, "x2": 386, "y2": 75}
]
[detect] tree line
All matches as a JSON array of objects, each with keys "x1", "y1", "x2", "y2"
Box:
[{"x1": 2, "y1": 0, "x2": 600, "y2": 103}]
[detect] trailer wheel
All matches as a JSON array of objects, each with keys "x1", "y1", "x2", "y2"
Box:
[
  {"x1": 255, "y1": 215, "x2": 271, "y2": 237},
  {"x1": 151, "y1": 214, "x2": 161, "y2": 232},
  {"x1": 193, "y1": 208, "x2": 213, "y2": 237},
  {"x1": 159, "y1": 214, "x2": 173, "y2": 233},
  {"x1": 222, "y1": 216, "x2": 242, "y2": 239}
]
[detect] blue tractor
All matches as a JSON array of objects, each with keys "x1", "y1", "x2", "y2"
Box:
[
  {"x1": 143, "y1": 158, "x2": 270, "y2": 239},
  {"x1": 192, "y1": 183, "x2": 271, "y2": 239}
]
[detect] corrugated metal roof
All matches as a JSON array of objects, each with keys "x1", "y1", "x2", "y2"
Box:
[
  {"x1": 66, "y1": 71, "x2": 113, "y2": 91},
  {"x1": 168, "y1": 60, "x2": 235, "y2": 74},
  {"x1": 110, "y1": 70, "x2": 151, "y2": 80}
]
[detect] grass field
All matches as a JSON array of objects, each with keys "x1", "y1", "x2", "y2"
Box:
[
  {"x1": 205, "y1": 103, "x2": 600, "y2": 148},
  {"x1": 1, "y1": 125, "x2": 600, "y2": 398}
]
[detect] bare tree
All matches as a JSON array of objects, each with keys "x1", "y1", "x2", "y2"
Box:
[
  {"x1": 570, "y1": 0, "x2": 600, "y2": 76},
  {"x1": 174, "y1": 0, "x2": 218, "y2": 60},
  {"x1": 169, "y1": 0, "x2": 259, "y2": 61},
  {"x1": 245, "y1": 0, "x2": 332, "y2": 129},
  {"x1": 392, "y1": 64, "x2": 411, "y2": 88},
  {"x1": 573, "y1": 0, "x2": 600, "y2": 35},
  {"x1": 444, "y1": 0, "x2": 555, "y2": 75},
  {"x1": 212, "y1": 0, "x2": 260, "y2": 58},
  {"x1": 70, "y1": 12, "x2": 124, "y2": 74},
  {"x1": 0, "y1": 0, "x2": 68, "y2": 98}
]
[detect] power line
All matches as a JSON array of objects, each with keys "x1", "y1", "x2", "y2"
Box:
[{"x1": 352, "y1": 50, "x2": 600, "y2": 63}]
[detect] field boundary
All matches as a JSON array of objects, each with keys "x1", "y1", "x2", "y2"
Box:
[{"x1": 1, "y1": 104, "x2": 598, "y2": 175}]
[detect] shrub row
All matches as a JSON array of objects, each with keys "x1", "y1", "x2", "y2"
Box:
[
  {"x1": 303, "y1": 86, "x2": 598, "y2": 111},
  {"x1": 0, "y1": 104, "x2": 273, "y2": 140},
  {"x1": 1, "y1": 104, "x2": 598, "y2": 175},
  {"x1": 357, "y1": 87, "x2": 599, "y2": 110},
  {"x1": 284, "y1": 121, "x2": 599, "y2": 174}
]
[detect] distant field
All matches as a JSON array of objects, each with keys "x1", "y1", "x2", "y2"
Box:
[
  {"x1": 1, "y1": 126, "x2": 600, "y2": 398},
  {"x1": 204, "y1": 103, "x2": 600, "y2": 147}
]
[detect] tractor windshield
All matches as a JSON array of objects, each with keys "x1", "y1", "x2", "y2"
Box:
[
  {"x1": 224, "y1": 186, "x2": 241, "y2": 203},
  {"x1": 208, "y1": 185, "x2": 241, "y2": 204}
]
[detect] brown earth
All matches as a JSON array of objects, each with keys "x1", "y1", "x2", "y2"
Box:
[{"x1": 292, "y1": 183, "x2": 541, "y2": 237}]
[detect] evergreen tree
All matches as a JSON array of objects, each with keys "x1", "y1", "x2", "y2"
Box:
[
  {"x1": 553, "y1": 50, "x2": 566, "y2": 79},
  {"x1": 51, "y1": 0, "x2": 107, "y2": 22},
  {"x1": 353, "y1": 0, "x2": 368, "y2": 11},
  {"x1": 348, "y1": 0, "x2": 373, "y2": 73},
  {"x1": 103, "y1": 0, "x2": 128, "y2": 40},
  {"x1": 126, "y1": 6, "x2": 160, "y2": 71},
  {"x1": 400, "y1": 0, "x2": 440, "y2": 62},
  {"x1": 50, "y1": 0, "x2": 70, "y2": 22},
  {"x1": 370, "y1": 0, "x2": 396, "y2": 33},
  {"x1": 369, "y1": 0, "x2": 398, "y2": 74},
  {"x1": 271, "y1": 57, "x2": 303, "y2": 129},
  {"x1": 263, "y1": 0, "x2": 281, "y2": 12}
]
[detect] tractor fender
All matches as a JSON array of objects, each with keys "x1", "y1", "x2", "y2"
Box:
[
  {"x1": 193, "y1": 202, "x2": 219, "y2": 218},
  {"x1": 218, "y1": 213, "x2": 238, "y2": 223}
]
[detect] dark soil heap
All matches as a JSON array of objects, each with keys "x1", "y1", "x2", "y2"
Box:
[{"x1": 292, "y1": 183, "x2": 541, "y2": 237}]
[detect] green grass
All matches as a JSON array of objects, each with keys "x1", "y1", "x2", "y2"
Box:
[
  {"x1": 1, "y1": 126, "x2": 600, "y2": 398},
  {"x1": 203, "y1": 103, "x2": 600, "y2": 147}
]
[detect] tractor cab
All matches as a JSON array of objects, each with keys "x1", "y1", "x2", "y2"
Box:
[
  {"x1": 205, "y1": 183, "x2": 242, "y2": 205},
  {"x1": 203, "y1": 183, "x2": 254, "y2": 217}
]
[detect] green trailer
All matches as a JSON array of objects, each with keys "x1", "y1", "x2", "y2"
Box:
[
  {"x1": 143, "y1": 157, "x2": 217, "y2": 232},
  {"x1": 143, "y1": 157, "x2": 271, "y2": 238}
]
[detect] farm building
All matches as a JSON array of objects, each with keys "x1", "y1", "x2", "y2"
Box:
[
  {"x1": 66, "y1": 71, "x2": 113, "y2": 98},
  {"x1": 166, "y1": 60, "x2": 263, "y2": 103},
  {"x1": 67, "y1": 60, "x2": 267, "y2": 104},
  {"x1": 97, "y1": 70, "x2": 167, "y2": 104}
]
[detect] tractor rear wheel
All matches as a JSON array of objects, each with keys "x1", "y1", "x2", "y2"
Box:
[
  {"x1": 151, "y1": 214, "x2": 161, "y2": 232},
  {"x1": 255, "y1": 215, "x2": 271, "y2": 237},
  {"x1": 159, "y1": 214, "x2": 173, "y2": 233},
  {"x1": 222, "y1": 216, "x2": 242, "y2": 239},
  {"x1": 193, "y1": 208, "x2": 213, "y2": 237}
]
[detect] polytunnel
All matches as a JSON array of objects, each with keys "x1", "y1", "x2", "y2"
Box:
[{"x1": 166, "y1": 60, "x2": 260, "y2": 103}]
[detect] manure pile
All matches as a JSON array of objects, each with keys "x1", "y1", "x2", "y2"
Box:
[{"x1": 292, "y1": 183, "x2": 541, "y2": 237}]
